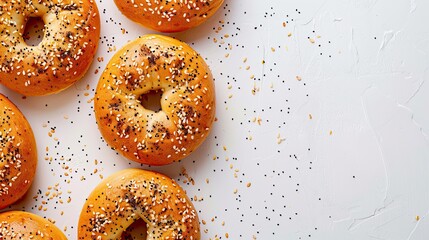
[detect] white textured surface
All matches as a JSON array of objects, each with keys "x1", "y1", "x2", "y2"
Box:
[{"x1": 2, "y1": 0, "x2": 429, "y2": 239}]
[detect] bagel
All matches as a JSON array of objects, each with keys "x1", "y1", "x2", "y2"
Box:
[
  {"x1": 0, "y1": 94, "x2": 37, "y2": 209},
  {"x1": 114, "y1": 0, "x2": 224, "y2": 32},
  {"x1": 0, "y1": 211, "x2": 67, "y2": 239},
  {"x1": 94, "y1": 35, "x2": 216, "y2": 166},
  {"x1": 78, "y1": 168, "x2": 200, "y2": 239},
  {"x1": 0, "y1": 0, "x2": 100, "y2": 96}
]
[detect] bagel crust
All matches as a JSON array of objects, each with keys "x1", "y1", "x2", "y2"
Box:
[
  {"x1": 0, "y1": 94, "x2": 37, "y2": 209},
  {"x1": 0, "y1": 0, "x2": 100, "y2": 96},
  {"x1": 0, "y1": 211, "x2": 67, "y2": 239},
  {"x1": 114, "y1": 0, "x2": 224, "y2": 32},
  {"x1": 95, "y1": 35, "x2": 216, "y2": 166},
  {"x1": 78, "y1": 169, "x2": 200, "y2": 239}
]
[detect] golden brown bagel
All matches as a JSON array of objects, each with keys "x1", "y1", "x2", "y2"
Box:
[
  {"x1": 114, "y1": 0, "x2": 224, "y2": 32},
  {"x1": 0, "y1": 0, "x2": 100, "y2": 96},
  {"x1": 0, "y1": 211, "x2": 67, "y2": 239},
  {"x1": 94, "y1": 35, "x2": 216, "y2": 166},
  {"x1": 0, "y1": 94, "x2": 37, "y2": 209},
  {"x1": 78, "y1": 169, "x2": 200, "y2": 239}
]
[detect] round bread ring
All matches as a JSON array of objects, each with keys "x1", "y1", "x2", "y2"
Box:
[
  {"x1": 0, "y1": 211, "x2": 67, "y2": 239},
  {"x1": 114, "y1": 0, "x2": 224, "y2": 32},
  {"x1": 78, "y1": 168, "x2": 200, "y2": 239},
  {"x1": 95, "y1": 35, "x2": 216, "y2": 166},
  {"x1": 0, "y1": 94, "x2": 37, "y2": 209},
  {"x1": 0, "y1": 0, "x2": 100, "y2": 96}
]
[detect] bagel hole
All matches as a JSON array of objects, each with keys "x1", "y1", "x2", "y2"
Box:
[
  {"x1": 23, "y1": 17, "x2": 45, "y2": 46},
  {"x1": 139, "y1": 90, "x2": 163, "y2": 113},
  {"x1": 121, "y1": 218, "x2": 148, "y2": 239}
]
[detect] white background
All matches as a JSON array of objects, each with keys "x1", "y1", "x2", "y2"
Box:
[{"x1": 2, "y1": 0, "x2": 429, "y2": 239}]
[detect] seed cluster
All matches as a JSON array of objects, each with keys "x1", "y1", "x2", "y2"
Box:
[
  {"x1": 0, "y1": 221, "x2": 45, "y2": 239},
  {"x1": 0, "y1": 126, "x2": 22, "y2": 197},
  {"x1": 0, "y1": 211, "x2": 67, "y2": 239},
  {"x1": 115, "y1": 0, "x2": 224, "y2": 32},
  {"x1": 139, "y1": 0, "x2": 213, "y2": 25}
]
